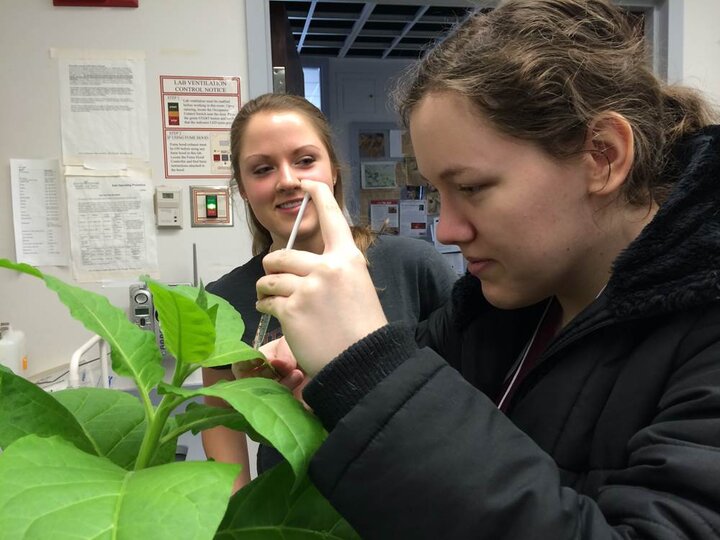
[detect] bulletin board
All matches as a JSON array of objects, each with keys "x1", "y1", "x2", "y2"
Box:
[
  {"x1": 350, "y1": 123, "x2": 439, "y2": 231},
  {"x1": 349, "y1": 122, "x2": 401, "y2": 227}
]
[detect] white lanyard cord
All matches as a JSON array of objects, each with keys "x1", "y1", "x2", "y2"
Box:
[
  {"x1": 497, "y1": 300, "x2": 552, "y2": 410},
  {"x1": 497, "y1": 283, "x2": 607, "y2": 410}
]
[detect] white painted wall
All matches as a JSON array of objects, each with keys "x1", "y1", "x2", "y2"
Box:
[
  {"x1": 679, "y1": 0, "x2": 720, "y2": 108},
  {"x1": 324, "y1": 57, "x2": 413, "y2": 163},
  {"x1": 0, "y1": 0, "x2": 255, "y2": 377}
]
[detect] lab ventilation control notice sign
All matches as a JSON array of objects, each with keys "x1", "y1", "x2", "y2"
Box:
[{"x1": 160, "y1": 76, "x2": 241, "y2": 179}]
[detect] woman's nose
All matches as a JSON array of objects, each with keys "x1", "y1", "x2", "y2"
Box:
[
  {"x1": 276, "y1": 164, "x2": 301, "y2": 191},
  {"x1": 436, "y1": 201, "x2": 474, "y2": 246}
]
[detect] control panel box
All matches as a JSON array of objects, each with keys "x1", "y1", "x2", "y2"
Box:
[{"x1": 155, "y1": 186, "x2": 183, "y2": 228}]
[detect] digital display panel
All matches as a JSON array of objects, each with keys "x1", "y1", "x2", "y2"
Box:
[{"x1": 135, "y1": 307, "x2": 150, "y2": 316}]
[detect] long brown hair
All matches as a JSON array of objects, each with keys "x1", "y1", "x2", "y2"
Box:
[
  {"x1": 230, "y1": 93, "x2": 375, "y2": 255},
  {"x1": 394, "y1": 0, "x2": 717, "y2": 206}
]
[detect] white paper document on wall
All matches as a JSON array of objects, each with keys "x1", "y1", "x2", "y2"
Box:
[
  {"x1": 399, "y1": 199, "x2": 428, "y2": 237},
  {"x1": 56, "y1": 49, "x2": 149, "y2": 165},
  {"x1": 9, "y1": 158, "x2": 69, "y2": 266},
  {"x1": 369, "y1": 199, "x2": 399, "y2": 233},
  {"x1": 65, "y1": 170, "x2": 159, "y2": 282}
]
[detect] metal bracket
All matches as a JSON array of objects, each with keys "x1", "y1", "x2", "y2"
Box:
[{"x1": 272, "y1": 66, "x2": 286, "y2": 93}]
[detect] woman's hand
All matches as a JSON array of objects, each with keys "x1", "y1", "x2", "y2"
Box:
[
  {"x1": 255, "y1": 180, "x2": 388, "y2": 376},
  {"x1": 232, "y1": 337, "x2": 307, "y2": 400}
]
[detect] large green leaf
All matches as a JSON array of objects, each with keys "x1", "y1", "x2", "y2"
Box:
[
  {"x1": 160, "y1": 378, "x2": 326, "y2": 488},
  {"x1": 167, "y1": 402, "x2": 271, "y2": 447},
  {"x1": 0, "y1": 435, "x2": 238, "y2": 540},
  {"x1": 173, "y1": 285, "x2": 264, "y2": 367},
  {"x1": 0, "y1": 259, "x2": 164, "y2": 397},
  {"x1": 0, "y1": 368, "x2": 95, "y2": 455},
  {"x1": 53, "y1": 388, "x2": 147, "y2": 469},
  {"x1": 147, "y1": 280, "x2": 216, "y2": 365},
  {"x1": 215, "y1": 462, "x2": 360, "y2": 540}
]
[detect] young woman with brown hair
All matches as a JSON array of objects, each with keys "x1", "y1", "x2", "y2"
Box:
[{"x1": 256, "y1": 1, "x2": 720, "y2": 537}]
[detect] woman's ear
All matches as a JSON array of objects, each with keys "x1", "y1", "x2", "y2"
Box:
[{"x1": 584, "y1": 113, "x2": 634, "y2": 198}]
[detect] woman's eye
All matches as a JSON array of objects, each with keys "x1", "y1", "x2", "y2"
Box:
[
  {"x1": 458, "y1": 184, "x2": 486, "y2": 194},
  {"x1": 297, "y1": 156, "x2": 316, "y2": 167},
  {"x1": 252, "y1": 165, "x2": 272, "y2": 176}
]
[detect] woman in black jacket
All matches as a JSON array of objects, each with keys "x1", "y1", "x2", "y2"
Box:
[{"x1": 256, "y1": 0, "x2": 720, "y2": 538}]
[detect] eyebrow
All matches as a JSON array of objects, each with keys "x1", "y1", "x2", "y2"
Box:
[
  {"x1": 243, "y1": 144, "x2": 322, "y2": 161},
  {"x1": 431, "y1": 166, "x2": 499, "y2": 188},
  {"x1": 438, "y1": 166, "x2": 473, "y2": 182}
]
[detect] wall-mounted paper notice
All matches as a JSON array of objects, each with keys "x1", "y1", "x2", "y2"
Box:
[
  {"x1": 160, "y1": 75, "x2": 241, "y2": 178},
  {"x1": 369, "y1": 199, "x2": 399, "y2": 233},
  {"x1": 399, "y1": 199, "x2": 428, "y2": 238},
  {"x1": 10, "y1": 159, "x2": 69, "y2": 266},
  {"x1": 65, "y1": 172, "x2": 159, "y2": 282},
  {"x1": 56, "y1": 49, "x2": 149, "y2": 165},
  {"x1": 389, "y1": 129, "x2": 404, "y2": 158}
]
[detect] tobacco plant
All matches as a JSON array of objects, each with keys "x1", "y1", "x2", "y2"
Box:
[{"x1": 0, "y1": 258, "x2": 358, "y2": 539}]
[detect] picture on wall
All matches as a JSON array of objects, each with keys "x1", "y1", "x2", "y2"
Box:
[
  {"x1": 358, "y1": 131, "x2": 387, "y2": 158},
  {"x1": 361, "y1": 161, "x2": 398, "y2": 189}
]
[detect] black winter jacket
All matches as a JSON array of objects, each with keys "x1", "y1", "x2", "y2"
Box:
[{"x1": 304, "y1": 126, "x2": 720, "y2": 539}]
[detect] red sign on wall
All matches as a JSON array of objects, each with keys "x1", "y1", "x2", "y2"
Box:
[{"x1": 53, "y1": 1, "x2": 138, "y2": 7}]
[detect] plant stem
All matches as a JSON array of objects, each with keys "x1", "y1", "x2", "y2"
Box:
[
  {"x1": 172, "y1": 362, "x2": 190, "y2": 388},
  {"x1": 135, "y1": 361, "x2": 195, "y2": 469},
  {"x1": 134, "y1": 394, "x2": 180, "y2": 470},
  {"x1": 139, "y1": 388, "x2": 156, "y2": 426}
]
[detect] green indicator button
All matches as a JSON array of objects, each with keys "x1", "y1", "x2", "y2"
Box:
[{"x1": 206, "y1": 195, "x2": 218, "y2": 218}]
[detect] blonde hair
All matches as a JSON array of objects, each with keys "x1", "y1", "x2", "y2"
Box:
[
  {"x1": 230, "y1": 93, "x2": 375, "y2": 255},
  {"x1": 394, "y1": 0, "x2": 717, "y2": 205}
]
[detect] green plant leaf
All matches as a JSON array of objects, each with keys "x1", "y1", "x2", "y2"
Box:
[
  {"x1": 173, "y1": 285, "x2": 264, "y2": 367},
  {"x1": 0, "y1": 258, "x2": 164, "y2": 398},
  {"x1": 207, "y1": 303, "x2": 219, "y2": 326},
  {"x1": 147, "y1": 280, "x2": 216, "y2": 365},
  {"x1": 0, "y1": 369, "x2": 95, "y2": 455},
  {"x1": 215, "y1": 462, "x2": 360, "y2": 539},
  {"x1": 53, "y1": 388, "x2": 147, "y2": 469},
  {"x1": 0, "y1": 435, "x2": 238, "y2": 540},
  {"x1": 195, "y1": 281, "x2": 209, "y2": 310},
  {"x1": 167, "y1": 402, "x2": 272, "y2": 447},
  {"x1": 160, "y1": 378, "x2": 326, "y2": 489}
]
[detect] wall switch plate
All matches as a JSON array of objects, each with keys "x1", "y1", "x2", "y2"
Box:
[{"x1": 189, "y1": 185, "x2": 233, "y2": 227}]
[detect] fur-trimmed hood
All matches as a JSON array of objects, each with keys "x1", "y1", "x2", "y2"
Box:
[
  {"x1": 609, "y1": 125, "x2": 720, "y2": 319},
  {"x1": 451, "y1": 125, "x2": 720, "y2": 327}
]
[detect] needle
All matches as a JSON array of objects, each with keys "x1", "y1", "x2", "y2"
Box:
[{"x1": 252, "y1": 192, "x2": 310, "y2": 350}]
